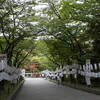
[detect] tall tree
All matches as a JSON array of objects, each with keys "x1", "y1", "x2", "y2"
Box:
[
  {"x1": 13, "y1": 39, "x2": 35, "y2": 67},
  {"x1": 0, "y1": 0, "x2": 38, "y2": 65},
  {"x1": 37, "y1": 0, "x2": 100, "y2": 64}
]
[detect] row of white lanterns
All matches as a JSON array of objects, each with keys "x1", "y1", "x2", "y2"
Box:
[{"x1": 0, "y1": 54, "x2": 22, "y2": 83}]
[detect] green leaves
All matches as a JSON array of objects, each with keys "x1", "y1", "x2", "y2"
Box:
[
  {"x1": 0, "y1": 0, "x2": 38, "y2": 66},
  {"x1": 0, "y1": 0, "x2": 99, "y2": 69},
  {"x1": 36, "y1": 0, "x2": 100, "y2": 65}
]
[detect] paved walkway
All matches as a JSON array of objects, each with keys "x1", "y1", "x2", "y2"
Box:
[{"x1": 12, "y1": 78, "x2": 100, "y2": 100}]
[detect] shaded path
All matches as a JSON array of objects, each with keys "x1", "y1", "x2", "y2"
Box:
[{"x1": 12, "y1": 78, "x2": 100, "y2": 100}]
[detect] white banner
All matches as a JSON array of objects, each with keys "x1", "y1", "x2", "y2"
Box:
[{"x1": 0, "y1": 54, "x2": 7, "y2": 70}]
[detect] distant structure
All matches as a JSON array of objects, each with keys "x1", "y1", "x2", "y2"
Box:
[{"x1": 24, "y1": 62, "x2": 39, "y2": 77}]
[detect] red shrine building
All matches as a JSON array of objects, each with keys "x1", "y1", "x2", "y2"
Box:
[{"x1": 24, "y1": 62, "x2": 39, "y2": 77}]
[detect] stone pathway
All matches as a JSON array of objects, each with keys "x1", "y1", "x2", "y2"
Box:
[{"x1": 12, "y1": 78, "x2": 100, "y2": 100}]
